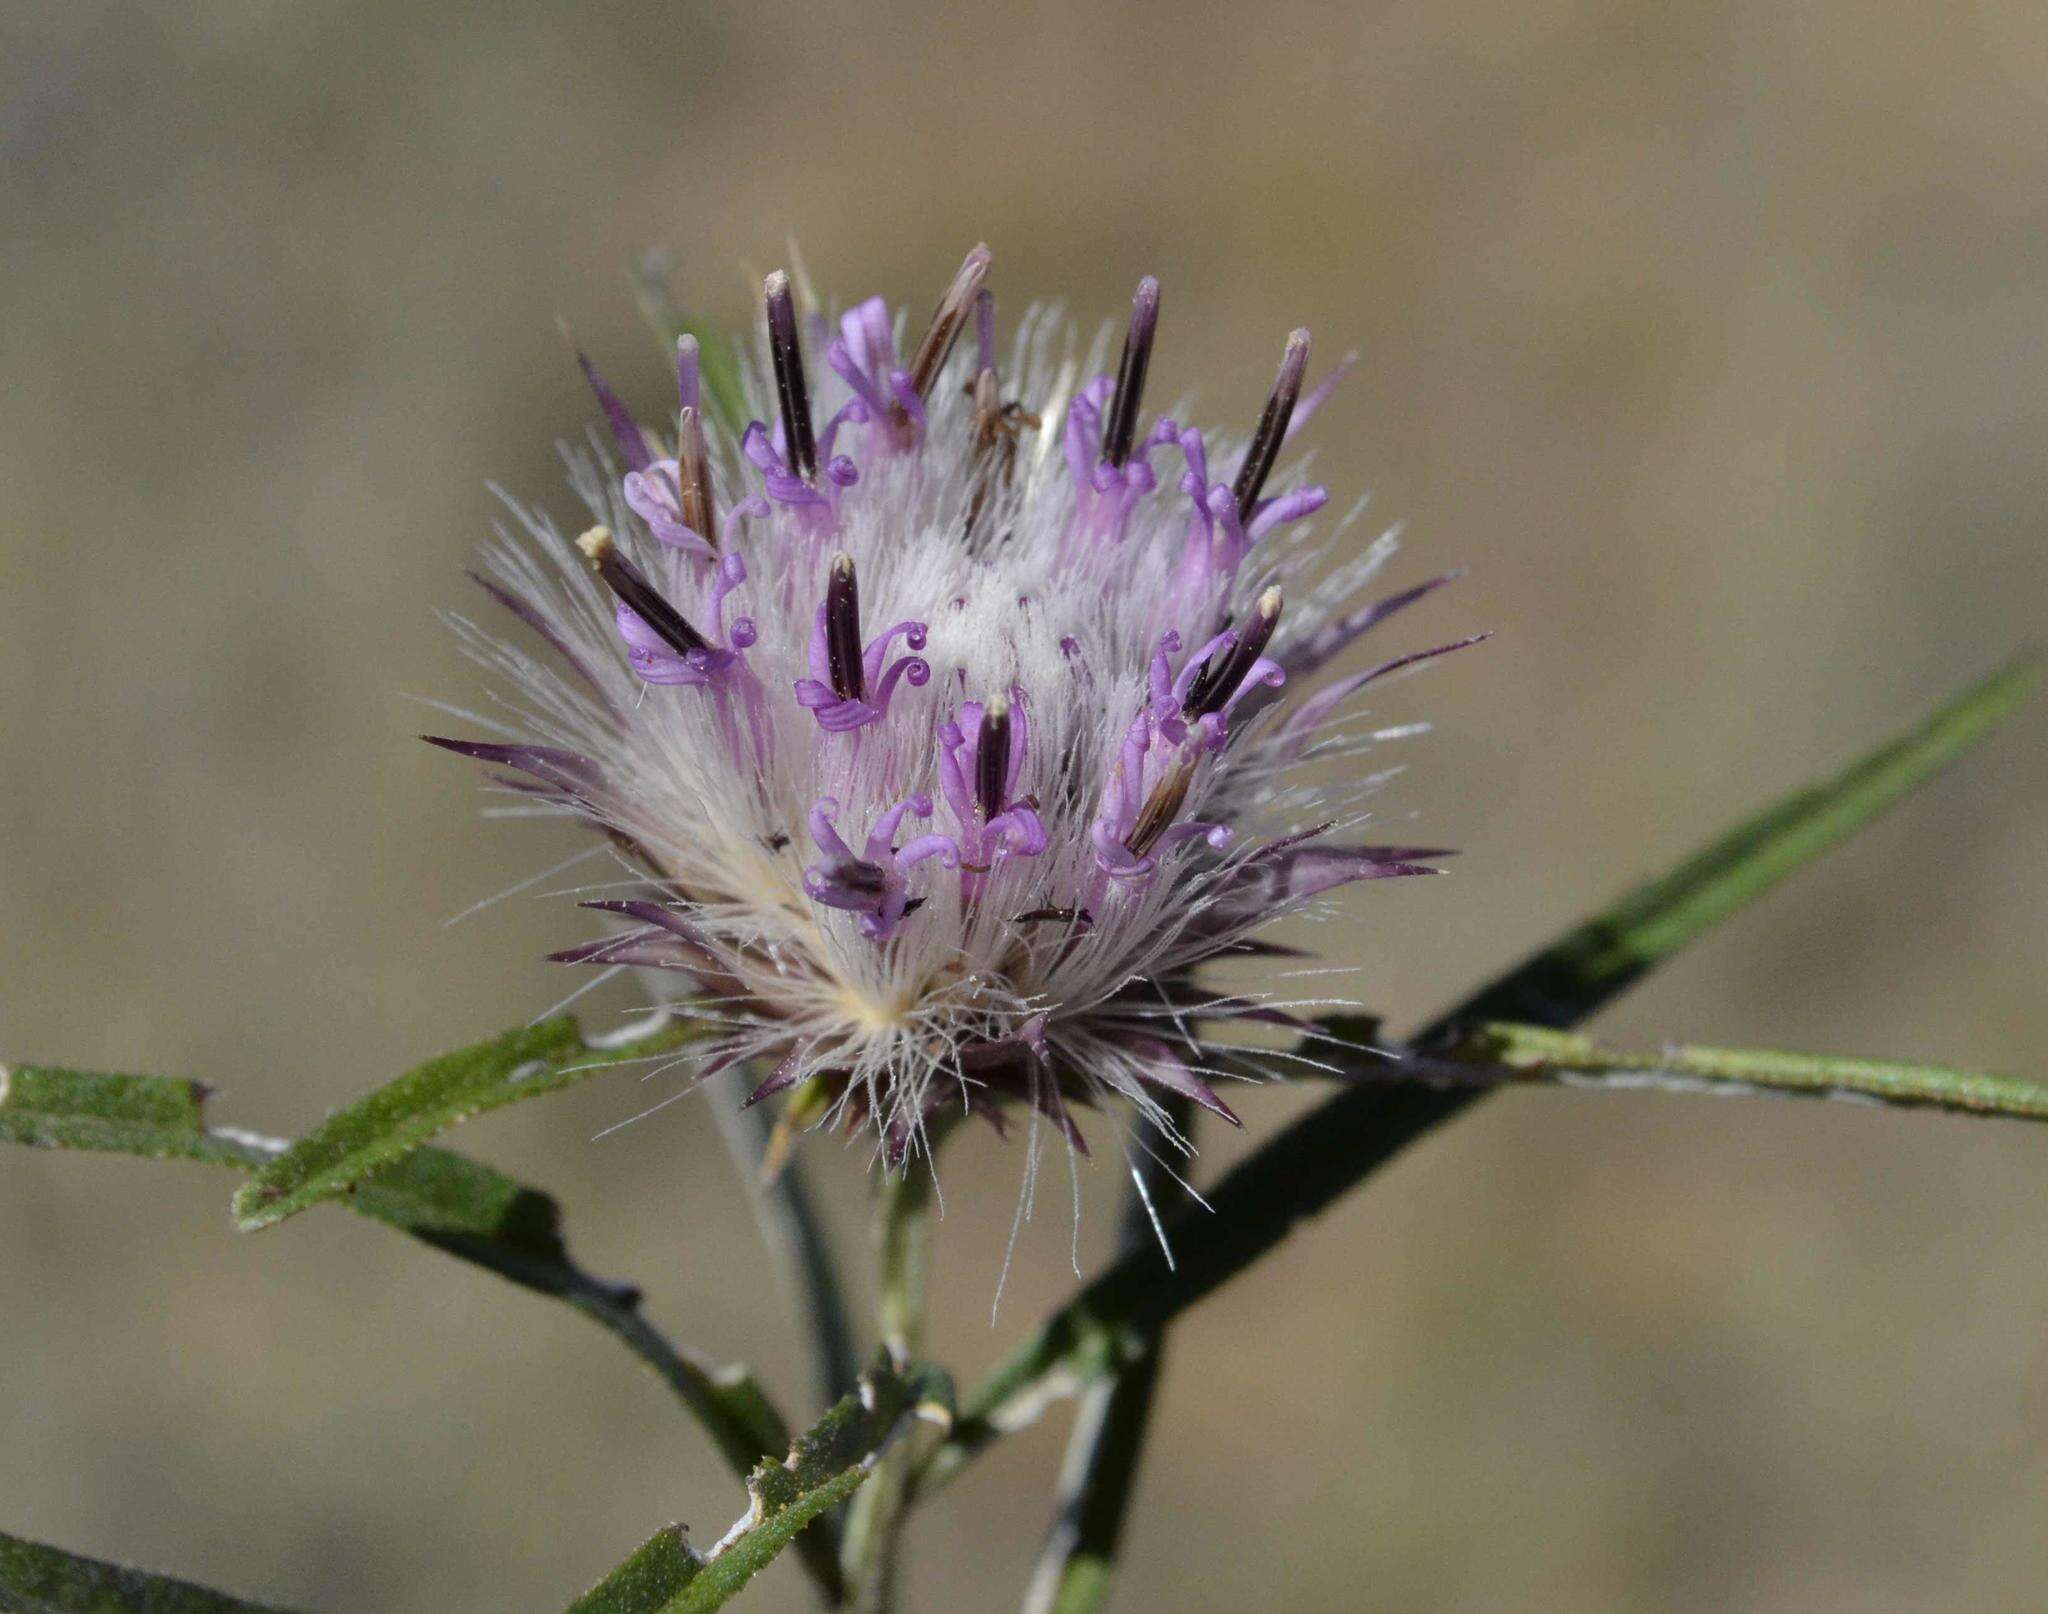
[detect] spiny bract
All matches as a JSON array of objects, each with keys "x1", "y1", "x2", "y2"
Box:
[{"x1": 431, "y1": 246, "x2": 1477, "y2": 1189}]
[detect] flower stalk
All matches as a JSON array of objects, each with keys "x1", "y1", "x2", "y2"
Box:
[{"x1": 841, "y1": 1161, "x2": 938, "y2": 1611}]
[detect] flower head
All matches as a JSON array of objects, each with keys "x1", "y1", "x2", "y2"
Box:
[{"x1": 433, "y1": 246, "x2": 1479, "y2": 1178}]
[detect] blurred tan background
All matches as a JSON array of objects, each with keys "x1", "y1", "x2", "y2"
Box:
[{"x1": 3, "y1": 3, "x2": 2045, "y2": 1610}]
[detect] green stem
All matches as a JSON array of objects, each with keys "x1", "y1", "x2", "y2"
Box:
[
  {"x1": 841, "y1": 1162, "x2": 936, "y2": 1611},
  {"x1": 1022, "y1": 1100, "x2": 1192, "y2": 1614},
  {"x1": 1452, "y1": 1022, "x2": 2048, "y2": 1118},
  {"x1": 877, "y1": 1161, "x2": 936, "y2": 1359}
]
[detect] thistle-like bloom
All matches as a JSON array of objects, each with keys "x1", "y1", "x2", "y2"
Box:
[{"x1": 433, "y1": 247, "x2": 1479, "y2": 1178}]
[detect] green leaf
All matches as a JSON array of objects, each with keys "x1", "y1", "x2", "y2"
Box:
[
  {"x1": 1456, "y1": 1022, "x2": 2048, "y2": 1121},
  {"x1": 924, "y1": 653, "x2": 2041, "y2": 1495},
  {"x1": 568, "y1": 1357, "x2": 955, "y2": 1614},
  {"x1": 2, "y1": 1057, "x2": 587, "y2": 1278},
  {"x1": 0, "y1": 1060, "x2": 795, "y2": 1520},
  {"x1": 631, "y1": 252, "x2": 750, "y2": 438},
  {"x1": 0, "y1": 1065, "x2": 257, "y2": 1167},
  {"x1": 1429, "y1": 652, "x2": 2044, "y2": 1032},
  {"x1": 565, "y1": 1525, "x2": 700, "y2": 1614},
  {"x1": 232, "y1": 1014, "x2": 699, "y2": 1232},
  {"x1": 0, "y1": 1528, "x2": 304, "y2": 1613}
]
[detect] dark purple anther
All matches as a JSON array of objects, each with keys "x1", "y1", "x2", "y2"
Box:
[
  {"x1": 764, "y1": 271, "x2": 817, "y2": 481},
  {"x1": 575, "y1": 527, "x2": 709, "y2": 655},
  {"x1": 975, "y1": 693, "x2": 1013, "y2": 820},
  {"x1": 1102, "y1": 276, "x2": 1160, "y2": 469},
  {"x1": 1182, "y1": 587, "x2": 1284, "y2": 720},
  {"x1": 906, "y1": 243, "x2": 993, "y2": 402},
  {"x1": 824, "y1": 553, "x2": 865, "y2": 700},
  {"x1": 675, "y1": 404, "x2": 716, "y2": 550},
  {"x1": 1232, "y1": 328, "x2": 1311, "y2": 523},
  {"x1": 1124, "y1": 752, "x2": 1196, "y2": 859}
]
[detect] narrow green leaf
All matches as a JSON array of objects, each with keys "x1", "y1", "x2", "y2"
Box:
[
  {"x1": 568, "y1": 1357, "x2": 954, "y2": 1614},
  {"x1": 1433, "y1": 652, "x2": 2044, "y2": 1031},
  {"x1": 3, "y1": 1059, "x2": 585, "y2": 1274},
  {"x1": 0, "y1": 1063, "x2": 795, "y2": 1534},
  {"x1": 232, "y1": 1014, "x2": 700, "y2": 1231},
  {"x1": 631, "y1": 252, "x2": 750, "y2": 437},
  {"x1": 0, "y1": 1065, "x2": 255, "y2": 1167},
  {"x1": 566, "y1": 1525, "x2": 700, "y2": 1614},
  {"x1": 350, "y1": 1144, "x2": 572, "y2": 1260},
  {"x1": 0, "y1": 1528, "x2": 303, "y2": 1613},
  {"x1": 924, "y1": 653, "x2": 2040, "y2": 1494},
  {"x1": 1458, "y1": 1022, "x2": 2048, "y2": 1120}
]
